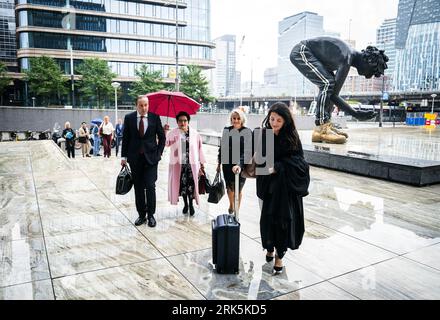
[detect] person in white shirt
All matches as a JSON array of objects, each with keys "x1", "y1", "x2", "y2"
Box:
[{"x1": 100, "y1": 116, "x2": 114, "y2": 158}]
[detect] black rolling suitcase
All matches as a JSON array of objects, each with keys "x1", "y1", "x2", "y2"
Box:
[{"x1": 212, "y1": 173, "x2": 240, "y2": 274}]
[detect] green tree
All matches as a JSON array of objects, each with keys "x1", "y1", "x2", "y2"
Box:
[
  {"x1": 179, "y1": 65, "x2": 214, "y2": 103},
  {"x1": 24, "y1": 56, "x2": 68, "y2": 106},
  {"x1": 76, "y1": 58, "x2": 116, "y2": 108},
  {"x1": 0, "y1": 62, "x2": 12, "y2": 105},
  {"x1": 130, "y1": 64, "x2": 169, "y2": 98}
]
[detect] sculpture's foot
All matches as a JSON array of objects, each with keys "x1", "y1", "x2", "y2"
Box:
[
  {"x1": 353, "y1": 110, "x2": 376, "y2": 121},
  {"x1": 329, "y1": 122, "x2": 349, "y2": 138},
  {"x1": 312, "y1": 123, "x2": 347, "y2": 144}
]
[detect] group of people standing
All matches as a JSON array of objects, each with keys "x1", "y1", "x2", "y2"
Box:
[
  {"x1": 61, "y1": 117, "x2": 124, "y2": 158},
  {"x1": 121, "y1": 95, "x2": 310, "y2": 274}
]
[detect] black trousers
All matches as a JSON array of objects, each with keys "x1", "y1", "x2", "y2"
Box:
[
  {"x1": 130, "y1": 154, "x2": 158, "y2": 218},
  {"x1": 66, "y1": 143, "x2": 75, "y2": 158},
  {"x1": 290, "y1": 42, "x2": 336, "y2": 126}
]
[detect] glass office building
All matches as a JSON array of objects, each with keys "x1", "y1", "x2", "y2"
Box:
[
  {"x1": 277, "y1": 12, "x2": 325, "y2": 96},
  {"x1": 394, "y1": 0, "x2": 440, "y2": 91},
  {"x1": 212, "y1": 34, "x2": 236, "y2": 97},
  {"x1": 376, "y1": 19, "x2": 396, "y2": 79},
  {"x1": 0, "y1": 0, "x2": 17, "y2": 69},
  {"x1": 14, "y1": 0, "x2": 214, "y2": 105}
]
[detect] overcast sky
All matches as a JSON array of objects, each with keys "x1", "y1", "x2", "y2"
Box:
[{"x1": 211, "y1": 0, "x2": 399, "y2": 83}]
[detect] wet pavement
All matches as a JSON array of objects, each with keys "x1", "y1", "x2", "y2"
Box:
[{"x1": 1, "y1": 126, "x2": 440, "y2": 299}]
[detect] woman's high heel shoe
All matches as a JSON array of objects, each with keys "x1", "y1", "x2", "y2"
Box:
[
  {"x1": 274, "y1": 265, "x2": 284, "y2": 273},
  {"x1": 274, "y1": 255, "x2": 284, "y2": 274},
  {"x1": 265, "y1": 251, "x2": 274, "y2": 262}
]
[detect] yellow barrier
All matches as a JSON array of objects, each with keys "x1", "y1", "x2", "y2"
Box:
[{"x1": 424, "y1": 113, "x2": 438, "y2": 120}]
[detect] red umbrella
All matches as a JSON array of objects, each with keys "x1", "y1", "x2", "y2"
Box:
[{"x1": 146, "y1": 90, "x2": 201, "y2": 121}]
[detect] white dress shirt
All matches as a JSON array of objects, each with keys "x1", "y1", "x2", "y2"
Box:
[{"x1": 137, "y1": 112, "x2": 148, "y2": 135}]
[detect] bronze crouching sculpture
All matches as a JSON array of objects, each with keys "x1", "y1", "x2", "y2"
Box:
[{"x1": 290, "y1": 36, "x2": 389, "y2": 144}]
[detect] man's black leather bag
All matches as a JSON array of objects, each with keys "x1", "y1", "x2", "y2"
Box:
[{"x1": 116, "y1": 165, "x2": 133, "y2": 195}]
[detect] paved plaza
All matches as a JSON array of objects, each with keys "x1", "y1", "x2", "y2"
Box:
[{"x1": 1, "y1": 125, "x2": 440, "y2": 300}]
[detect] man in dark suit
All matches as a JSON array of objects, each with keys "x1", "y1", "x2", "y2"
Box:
[{"x1": 121, "y1": 95, "x2": 166, "y2": 227}]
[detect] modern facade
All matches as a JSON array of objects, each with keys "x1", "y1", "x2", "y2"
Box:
[
  {"x1": 11, "y1": 0, "x2": 214, "y2": 106},
  {"x1": 394, "y1": 0, "x2": 440, "y2": 91},
  {"x1": 212, "y1": 34, "x2": 236, "y2": 97},
  {"x1": 264, "y1": 67, "x2": 277, "y2": 86},
  {"x1": 277, "y1": 12, "x2": 325, "y2": 97},
  {"x1": 376, "y1": 18, "x2": 396, "y2": 90},
  {"x1": 0, "y1": 0, "x2": 17, "y2": 69}
]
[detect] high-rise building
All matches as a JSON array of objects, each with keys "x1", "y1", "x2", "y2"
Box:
[
  {"x1": 212, "y1": 34, "x2": 236, "y2": 97},
  {"x1": 277, "y1": 12, "x2": 325, "y2": 96},
  {"x1": 13, "y1": 0, "x2": 214, "y2": 106},
  {"x1": 394, "y1": 0, "x2": 440, "y2": 91},
  {"x1": 264, "y1": 67, "x2": 277, "y2": 86},
  {"x1": 0, "y1": 0, "x2": 19, "y2": 105},
  {"x1": 0, "y1": 0, "x2": 17, "y2": 69},
  {"x1": 376, "y1": 18, "x2": 396, "y2": 74},
  {"x1": 376, "y1": 18, "x2": 396, "y2": 89}
]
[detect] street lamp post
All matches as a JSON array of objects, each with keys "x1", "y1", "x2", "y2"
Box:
[
  {"x1": 431, "y1": 94, "x2": 437, "y2": 114},
  {"x1": 379, "y1": 75, "x2": 385, "y2": 127},
  {"x1": 165, "y1": 1, "x2": 179, "y2": 91},
  {"x1": 111, "y1": 82, "x2": 121, "y2": 123},
  {"x1": 175, "y1": 0, "x2": 179, "y2": 91}
]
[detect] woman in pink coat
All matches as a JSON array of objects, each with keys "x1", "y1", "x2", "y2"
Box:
[{"x1": 164, "y1": 111, "x2": 206, "y2": 215}]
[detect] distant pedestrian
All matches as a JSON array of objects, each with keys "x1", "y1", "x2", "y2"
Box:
[
  {"x1": 62, "y1": 121, "x2": 76, "y2": 158},
  {"x1": 91, "y1": 123, "x2": 101, "y2": 156},
  {"x1": 78, "y1": 122, "x2": 91, "y2": 157},
  {"x1": 100, "y1": 116, "x2": 114, "y2": 158},
  {"x1": 115, "y1": 118, "x2": 124, "y2": 157}
]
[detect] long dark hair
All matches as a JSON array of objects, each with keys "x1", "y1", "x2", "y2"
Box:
[{"x1": 262, "y1": 102, "x2": 301, "y2": 151}]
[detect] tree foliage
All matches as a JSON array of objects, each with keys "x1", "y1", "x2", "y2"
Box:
[
  {"x1": 130, "y1": 64, "x2": 169, "y2": 97},
  {"x1": 179, "y1": 65, "x2": 214, "y2": 103},
  {"x1": 76, "y1": 58, "x2": 116, "y2": 108},
  {"x1": 0, "y1": 62, "x2": 12, "y2": 105},
  {"x1": 24, "y1": 56, "x2": 68, "y2": 106}
]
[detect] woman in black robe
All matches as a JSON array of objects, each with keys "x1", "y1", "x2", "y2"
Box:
[{"x1": 256, "y1": 102, "x2": 310, "y2": 274}]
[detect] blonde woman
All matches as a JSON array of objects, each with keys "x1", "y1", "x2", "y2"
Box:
[
  {"x1": 217, "y1": 108, "x2": 252, "y2": 214},
  {"x1": 62, "y1": 121, "x2": 76, "y2": 158},
  {"x1": 100, "y1": 116, "x2": 114, "y2": 158}
]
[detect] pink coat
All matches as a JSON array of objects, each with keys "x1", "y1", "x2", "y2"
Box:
[{"x1": 166, "y1": 126, "x2": 206, "y2": 205}]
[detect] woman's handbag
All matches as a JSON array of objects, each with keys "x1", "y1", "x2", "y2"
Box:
[
  {"x1": 207, "y1": 172, "x2": 225, "y2": 204},
  {"x1": 198, "y1": 168, "x2": 211, "y2": 195},
  {"x1": 116, "y1": 165, "x2": 133, "y2": 195},
  {"x1": 78, "y1": 136, "x2": 87, "y2": 143},
  {"x1": 241, "y1": 153, "x2": 257, "y2": 179}
]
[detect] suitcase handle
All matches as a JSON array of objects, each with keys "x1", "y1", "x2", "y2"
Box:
[{"x1": 234, "y1": 172, "x2": 239, "y2": 221}]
